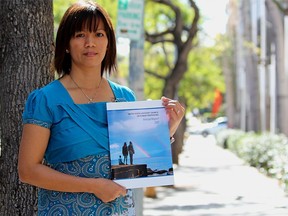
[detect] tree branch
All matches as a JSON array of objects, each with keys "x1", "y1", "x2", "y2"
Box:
[
  {"x1": 151, "y1": 0, "x2": 183, "y2": 46},
  {"x1": 145, "y1": 69, "x2": 167, "y2": 80},
  {"x1": 146, "y1": 0, "x2": 199, "y2": 50},
  {"x1": 180, "y1": 0, "x2": 199, "y2": 53},
  {"x1": 271, "y1": 0, "x2": 285, "y2": 13},
  {"x1": 161, "y1": 41, "x2": 173, "y2": 71},
  {"x1": 145, "y1": 29, "x2": 174, "y2": 44}
]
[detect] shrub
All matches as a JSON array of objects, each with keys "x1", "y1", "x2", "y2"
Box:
[
  {"x1": 216, "y1": 129, "x2": 245, "y2": 151},
  {"x1": 216, "y1": 130, "x2": 288, "y2": 191}
]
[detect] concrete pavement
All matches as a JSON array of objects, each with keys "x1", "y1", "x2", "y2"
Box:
[{"x1": 143, "y1": 135, "x2": 288, "y2": 216}]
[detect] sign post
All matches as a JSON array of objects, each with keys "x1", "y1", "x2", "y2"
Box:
[
  {"x1": 116, "y1": 0, "x2": 145, "y2": 215},
  {"x1": 116, "y1": 0, "x2": 145, "y2": 100}
]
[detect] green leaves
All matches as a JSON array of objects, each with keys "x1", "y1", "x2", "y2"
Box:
[{"x1": 216, "y1": 129, "x2": 288, "y2": 191}]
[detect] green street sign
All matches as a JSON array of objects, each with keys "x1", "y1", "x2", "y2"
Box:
[
  {"x1": 118, "y1": 0, "x2": 128, "y2": 9},
  {"x1": 116, "y1": 0, "x2": 144, "y2": 41}
]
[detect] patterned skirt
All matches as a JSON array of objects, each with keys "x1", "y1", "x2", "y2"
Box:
[{"x1": 38, "y1": 153, "x2": 135, "y2": 216}]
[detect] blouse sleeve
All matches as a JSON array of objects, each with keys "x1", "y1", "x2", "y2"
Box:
[
  {"x1": 22, "y1": 89, "x2": 53, "y2": 129},
  {"x1": 119, "y1": 85, "x2": 137, "y2": 102}
]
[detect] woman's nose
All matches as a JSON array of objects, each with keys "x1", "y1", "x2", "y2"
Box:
[{"x1": 85, "y1": 34, "x2": 96, "y2": 47}]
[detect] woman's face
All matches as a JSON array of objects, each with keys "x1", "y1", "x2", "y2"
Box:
[{"x1": 68, "y1": 18, "x2": 108, "y2": 72}]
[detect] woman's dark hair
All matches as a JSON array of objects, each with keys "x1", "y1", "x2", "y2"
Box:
[{"x1": 54, "y1": 1, "x2": 117, "y2": 77}]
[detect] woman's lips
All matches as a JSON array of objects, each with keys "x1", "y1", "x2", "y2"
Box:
[{"x1": 84, "y1": 52, "x2": 97, "y2": 57}]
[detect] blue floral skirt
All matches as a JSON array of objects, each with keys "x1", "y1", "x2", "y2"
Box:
[{"x1": 38, "y1": 153, "x2": 135, "y2": 216}]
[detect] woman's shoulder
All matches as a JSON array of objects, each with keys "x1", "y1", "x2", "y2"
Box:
[
  {"x1": 26, "y1": 80, "x2": 64, "y2": 104},
  {"x1": 108, "y1": 79, "x2": 136, "y2": 102},
  {"x1": 23, "y1": 81, "x2": 62, "y2": 125},
  {"x1": 28, "y1": 80, "x2": 59, "y2": 94},
  {"x1": 38, "y1": 80, "x2": 62, "y2": 95}
]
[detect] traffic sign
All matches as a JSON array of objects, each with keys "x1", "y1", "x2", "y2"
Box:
[{"x1": 116, "y1": 0, "x2": 144, "y2": 41}]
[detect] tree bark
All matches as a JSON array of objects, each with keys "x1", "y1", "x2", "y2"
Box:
[
  {"x1": 0, "y1": 1, "x2": 53, "y2": 215},
  {"x1": 242, "y1": 0, "x2": 260, "y2": 132}
]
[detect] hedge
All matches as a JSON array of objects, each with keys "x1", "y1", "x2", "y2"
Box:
[{"x1": 216, "y1": 129, "x2": 288, "y2": 191}]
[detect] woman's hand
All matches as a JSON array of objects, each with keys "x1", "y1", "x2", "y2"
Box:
[
  {"x1": 161, "y1": 96, "x2": 185, "y2": 137},
  {"x1": 91, "y1": 178, "x2": 127, "y2": 203}
]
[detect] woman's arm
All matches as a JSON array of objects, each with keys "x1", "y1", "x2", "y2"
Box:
[
  {"x1": 161, "y1": 96, "x2": 185, "y2": 137},
  {"x1": 18, "y1": 124, "x2": 126, "y2": 203}
]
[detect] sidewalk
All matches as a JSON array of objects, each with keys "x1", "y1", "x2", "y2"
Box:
[{"x1": 143, "y1": 135, "x2": 288, "y2": 216}]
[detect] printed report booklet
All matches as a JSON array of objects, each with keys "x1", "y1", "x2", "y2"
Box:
[{"x1": 106, "y1": 100, "x2": 174, "y2": 189}]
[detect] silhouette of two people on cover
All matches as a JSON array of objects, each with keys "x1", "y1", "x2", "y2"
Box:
[{"x1": 119, "y1": 141, "x2": 135, "y2": 165}]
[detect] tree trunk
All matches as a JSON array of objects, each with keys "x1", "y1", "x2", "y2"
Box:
[
  {"x1": 172, "y1": 118, "x2": 186, "y2": 164},
  {"x1": 145, "y1": 0, "x2": 199, "y2": 165},
  {"x1": 242, "y1": 0, "x2": 260, "y2": 132},
  {"x1": 225, "y1": 0, "x2": 238, "y2": 129},
  {"x1": 222, "y1": 51, "x2": 236, "y2": 129},
  {"x1": 0, "y1": 1, "x2": 53, "y2": 215},
  {"x1": 163, "y1": 77, "x2": 187, "y2": 164}
]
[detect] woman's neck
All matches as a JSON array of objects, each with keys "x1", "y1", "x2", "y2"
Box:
[{"x1": 69, "y1": 68, "x2": 102, "y2": 90}]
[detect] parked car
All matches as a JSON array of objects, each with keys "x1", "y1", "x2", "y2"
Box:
[{"x1": 188, "y1": 117, "x2": 228, "y2": 137}]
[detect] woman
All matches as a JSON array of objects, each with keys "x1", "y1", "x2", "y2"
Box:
[
  {"x1": 18, "y1": 1, "x2": 185, "y2": 215},
  {"x1": 122, "y1": 142, "x2": 128, "y2": 165},
  {"x1": 128, "y1": 141, "x2": 135, "y2": 165}
]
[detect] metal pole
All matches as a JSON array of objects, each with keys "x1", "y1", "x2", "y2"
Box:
[
  {"x1": 129, "y1": 39, "x2": 144, "y2": 100},
  {"x1": 116, "y1": 0, "x2": 145, "y2": 214},
  {"x1": 129, "y1": 39, "x2": 144, "y2": 216},
  {"x1": 128, "y1": 2, "x2": 145, "y2": 214}
]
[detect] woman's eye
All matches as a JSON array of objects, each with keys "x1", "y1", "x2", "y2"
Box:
[
  {"x1": 75, "y1": 33, "x2": 85, "y2": 38},
  {"x1": 96, "y1": 32, "x2": 105, "y2": 37}
]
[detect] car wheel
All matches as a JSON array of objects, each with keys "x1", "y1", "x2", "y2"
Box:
[{"x1": 202, "y1": 131, "x2": 208, "y2": 137}]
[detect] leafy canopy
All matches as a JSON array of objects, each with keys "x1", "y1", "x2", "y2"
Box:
[{"x1": 53, "y1": 0, "x2": 225, "y2": 113}]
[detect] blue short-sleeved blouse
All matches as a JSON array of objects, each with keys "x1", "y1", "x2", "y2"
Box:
[
  {"x1": 22, "y1": 79, "x2": 137, "y2": 215},
  {"x1": 23, "y1": 79, "x2": 136, "y2": 164}
]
